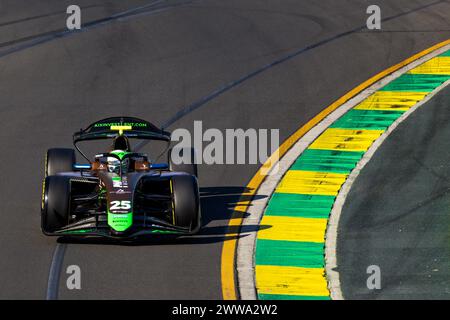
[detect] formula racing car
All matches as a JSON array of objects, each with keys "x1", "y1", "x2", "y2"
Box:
[{"x1": 41, "y1": 117, "x2": 201, "y2": 238}]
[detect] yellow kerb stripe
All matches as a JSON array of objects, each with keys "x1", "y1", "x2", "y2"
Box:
[
  {"x1": 256, "y1": 265, "x2": 328, "y2": 296},
  {"x1": 258, "y1": 216, "x2": 327, "y2": 243},
  {"x1": 309, "y1": 128, "x2": 384, "y2": 152},
  {"x1": 354, "y1": 91, "x2": 428, "y2": 111},
  {"x1": 275, "y1": 170, "x2": 347, "y2": 196},
  {"x1": 408, "y1": 57, "x2": 450, "y2": 75}
]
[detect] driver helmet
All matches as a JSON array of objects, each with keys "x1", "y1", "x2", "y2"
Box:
[{"x1": 107, "y1": 150, "x2": 130, "y2": 174}]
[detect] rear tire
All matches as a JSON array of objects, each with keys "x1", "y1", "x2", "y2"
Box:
[
  {"x1": 168, "y1": 147, "x2": 198, "y2": 178},
  {"x1": 41, "y1": 176, "x2": 71, "y2": 234},
  {"x1": 45, "y1": 148, "x2": 75, "y2": 177},
  {"x1": 171, "y1": 175, "x2": 201, "y2": 233}
]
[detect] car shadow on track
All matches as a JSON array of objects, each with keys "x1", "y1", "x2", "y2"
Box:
[
  {"x1": 57, "y1": 186, "x2": 271, "y2": 246},
  {"x1": 200, "y1": 186, "x2": 266, "y2": 224}
]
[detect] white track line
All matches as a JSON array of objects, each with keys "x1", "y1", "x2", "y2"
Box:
[
  {"x1": 237, "y1": 43, "x2": 450, "y2": 300},
  {"x1": 46, "y1": 243, "x2": 67, "y2": 300}
]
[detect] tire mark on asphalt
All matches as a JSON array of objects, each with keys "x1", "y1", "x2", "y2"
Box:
[
  {"x1": 0, "y1": 4, "x2": 103, "y2": 28},
  {"x1": 160, "y1": 0, "x2": 449, "y2": 129},
  {"x1": 0, "y1": 0, "x2": 194, "y2": 58},
  {"x1": 136, "y1": 0, "x2": 449, "y2": 153}
]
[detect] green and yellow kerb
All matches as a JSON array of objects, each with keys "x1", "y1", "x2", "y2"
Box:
[{"x1": 254, "y1": 50, "x2": 450, "y2": 300}]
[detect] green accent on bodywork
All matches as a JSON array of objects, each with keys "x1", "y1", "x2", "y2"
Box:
[
  {"x1": 379, "y1": 74, "x2": 450, "y2": 92},
  {"x1": 439, "y1": 50, "x2": 450, "y2": 57},
  {"x1": 151, "y1": 230, "x2": 178, "y2": 234},
  {"x1": 290, "y1": 149, "x2": 364, "y2": 174},
  {"x1": 108, "y1": 211, "x2": 133, "y2": 232},
  {"x1": 60, "y1": 229, "x2": 95, "y2": 234},
  {"x1": 255, "y1": 239, "x2": 324, "y2": 268},
  {"x1": 330, "y1": 109, "x2": 404, "y2": 130},
  {"x1": 110, "y1": 150, "x2": 131, "y2": 160},
  {"x1": 265, "y1": 193, "x2": 335, "y2": 219},
  {"x1": 258, "y1": 293, "x2": 330, "y2": 300}
]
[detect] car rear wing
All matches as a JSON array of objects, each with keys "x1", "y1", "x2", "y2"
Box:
[
  {"x1": 73, "y1": 116, "x2": 171, "y2": 143},
  {"x1": 72, "y1": 116, "x2": 171, "y2": 161}
]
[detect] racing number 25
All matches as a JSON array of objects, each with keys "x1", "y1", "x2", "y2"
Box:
[{"x1": 110, "y1": 200, "x2": 131, "y2": 210}]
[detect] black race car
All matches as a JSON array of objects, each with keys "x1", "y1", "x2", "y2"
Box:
[{"x1": 41, "y1": 117, "x2": 201, "y2": 239}]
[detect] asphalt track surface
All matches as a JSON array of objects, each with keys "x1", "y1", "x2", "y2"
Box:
[
  {"x1": 0, "y1": 0, "x2": 449, "y2": 299},
  {"x1": 338, "y1": 84, "x2": 450, "y2": 300}
]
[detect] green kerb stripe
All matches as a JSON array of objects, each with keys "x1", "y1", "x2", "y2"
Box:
[
  {"x1": 265, "y1": 193, "x2": 335, "y2": 218},
  {"x1": 379, "y1": 73, "x2": 450, "y2": 92},
  {"x1": 290, "y1": 149, "x2": 364, "y2": 174},
  {"x1": 255, "y1": 239, "x2": 324, "y2": 268},
  {"x1": 258, "y1": 293, "x2": 331, "y2": 300},
  {"x1": 330, "y1": 109, "x2": 404, "y2": 130}
]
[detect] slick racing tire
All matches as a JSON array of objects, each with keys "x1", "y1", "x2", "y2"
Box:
[
  {"x1": 168, "y1": 147, "x2": 198, "y2": 178},
  {"x1": 41, "y1": 176, "x2": 71, "y2": 234},
  {"x1": 171, "y1": 175, "x2": 201, "y2": 233},
  {"x1": 45, "y1": 148, "x2": 76, "y2": 177}
]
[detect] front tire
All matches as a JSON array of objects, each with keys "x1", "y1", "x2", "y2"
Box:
[
  {"x1": 45, "y1": 148, "x2": 75, "y2": 177},
  {"x1": 171, "y1": 175, "x2": 201, "y2": 233},
  {"x1": 41, "y1": 176, "x2": 71, "y2": 234}
]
